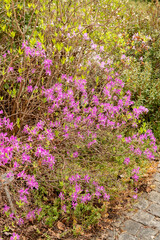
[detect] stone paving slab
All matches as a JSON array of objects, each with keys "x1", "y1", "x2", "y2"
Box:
[
  {"x1": 120, "y1": 219, "x2": 142, "y2": 235},
  {"x1": 136, "y1": 227, "x2": 158, "y2": 240},
  {"x1": 119, "y1": 233, "x2": 138, "y2": 240},
  {"x1": 130, "y1": 210, "x2": 154, "y2": 226},
  {"x1": 147, "y1": 203, "x2": 160, "y2": 217},
  {"x1": 154, "y1": 173, "x2": 160, "y2": 182},
  {"x1": 148, "y1": 191, "x2": 160, "y2": 204},
  {"x1": 134, "y1": 198, "x2": 149, "y2": 210}
]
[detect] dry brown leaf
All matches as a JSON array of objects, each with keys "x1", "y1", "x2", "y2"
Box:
[
  {"x1": 48, "y1": 229, "x2": 61, "y2": 239},
  {"x1": 57, "y1": 221, "x2": 65, "y2": 231},
  {"x1": 84, "y1": 233, "x2": 93, "y2": 237},
  {"x1": 74, "y1": 224, "x2": 84, "y2": 235}
]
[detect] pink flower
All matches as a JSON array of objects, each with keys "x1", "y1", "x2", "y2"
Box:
[
  {"x1": 22, "y1": 153, "x2": 31, "y2": 164},
  {"x1": 26, "y1": 175, "x2": 38, "y2": 189},
  {"x1": 10, "y1": 233, "x2": 20, "y2": 240},
  {"x1": 67, "y1": 33, "x2": 71, "y2": 38},
  {"x1": 83, "y1": 33, "x2": 89, "y2": 40},
  {"x1": 8, "y1": 67, "x2": 14, "y2": 72},
  {"x1": 83, "y1": 175, "x2": 90, "y2": 183},
  {"x1": 103, "y1": 193, "x2": 110, "y2": 201},
  {"x1": 19, "y1": 188, "x2": 29, "y2": 195},
  {"x1": 59, "y1": 192, "x2": 64, "y2": 200},
  {"x1": 62, "y1": 205, "x2": 67, "y2": 212},
  {"x1": 132, "y1": 167, "x2": 140, "y2": 174},
  {"x1": 121, "y1": 54, "x2": 126, "y2": 60},
  {"x1": 17, "y1": 218, "x2": 24, "y2": 226},
  {"x1": 78, "y1": 25, "x2": 82, "y2": 31},
  {"x1": 132, "y1": 174, "x2": 139, "y2": 182},
  {"x1": 75, "y1": 184, "x2": 82, "y2": 193},
  {"x1": 71, "y1": 192, "x2": 78, "y2": 202},
  {"x1": 107, "y1": 58, "x2": 112, "y2": 65},
  {"x1": 3, "y1": 205, "x2": 10, "y2": 213},
  {"x1": 100, "y1": 61, "x2": 105, "y2": 68},
  {"x1": 9, "y1": 213, "x2": 15, "y2": 219},
  {"x1": 26, "y1": 210, "x2": 36, "y2": 220},
  {"x1": 27, "y1": 85, "x2": 33, "y2": 92},
  {"x1": 6, "y1": 172, "x2": 14, "y2": 178},
  {"x1": 124, "y1": 157, "x2": 130, "y2": 165},
  {"x1": 20, "y1": 195, "x2": 28, "y2": 203},
  {"x1": 91, "y1": 43, "x2": 97, "y2": 49},
  {"x1": 117, "y1": 135, "x2": 122, "y2": 139},
  {"x1": 17, "y1": 170, "x2": 27, "y2": 179},
  {"x1": 95, "y1": 191, "x2": 101, "y2": 199},
  {"x1": 17, "y1": 76, "x2": 23, "y2": 82},
  {"x1": 22, "y1": 40, "x2": 28, "y2": 49},
  {"x1": 73, "y1": 151, "x2": 78, "y2": 158},
  {"x1": 36, "y1": 208, "x2": 42, "y2": 215},
  {"x1": 100, "y1": 46, "x2": 104, "y2": 52},
  {"x1": 72, "y1": 201, "x2": 77, "y2": 209},
  {"x1": 13, "y1": 161, "x2": 19, "y2": 170},
  {"x1": 81, "y1": 194, "x2": 91, "y2": 203},
  {"x1": 132, "y1": 194, "x2": 137, "y2": 200}
]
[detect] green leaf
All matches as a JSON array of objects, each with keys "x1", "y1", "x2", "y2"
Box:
[
  {"x1": 16, "y1": 200, "x2": 24, "y2": 208},
  {"x1": 96, "y1": 76, "x2": 99, "y2": 85},
  {"x1": 11, "y1": 88, "x2": 16, "y2": 97},
  {"x1": 7, "y1": 11, "x2": 12, "y2": 17},
  {"x1": 2, "y1": 24, "x2": 6, "y2": 31},
  {"x1": 56, "y1": 42, "x2": 63, "y2": 51},
  {"x1": 18, "y1": 47, "x2": 23, "y2": 55},
  {"x1": 17, "y1": 3, "x2": 23, "y2": 10},
  {"x1": 64, "y1": 46, "x2": 72, "y2": 53},
  {"x1": 61, "y1": 57, "x2": 66, "y2": 64},
  {"x1": 59, "y1": 181, "x2": 64, "y2": 187},
  {"x1": 55, "y1": 130, "x2": 59, "y2": 137},
  {"x1": 3, "y1": 225, "x2": 9, "y2": 232},
  {"x1": 16, "y1": 118, "x2": 20, "y2": 128},
  {"x1": 4, "y1": 83, "x2": 9, "y2": 89},
  {"x1": 70, "y1": 56, "x2": 75, "y2": 62}
]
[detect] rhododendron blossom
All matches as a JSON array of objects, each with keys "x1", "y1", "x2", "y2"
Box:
[{"x1": 0, "y1": 36, "x2": 158, "y2": 237}]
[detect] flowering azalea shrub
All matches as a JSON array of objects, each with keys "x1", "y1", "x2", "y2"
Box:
[
  {"x1": 0, "y1": 0, "x2": 159, "y2": 238},
  {"x1": 0, "y1": 38, "x2": 158, "y2": 238}
]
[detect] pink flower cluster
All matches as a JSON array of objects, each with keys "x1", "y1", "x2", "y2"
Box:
[
  {"x1": 59, "y1": 174, "x2": 110, "y2": 211},
  {"x1": 0, "y1": 37, "x2": 157, "y2": 237}
]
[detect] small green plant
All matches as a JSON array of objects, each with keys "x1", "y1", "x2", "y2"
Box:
[{"x1": 3, "y1": 225, "x2": 10, "y2": 232}]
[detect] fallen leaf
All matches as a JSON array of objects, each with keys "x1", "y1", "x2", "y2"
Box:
[
  {"x1": 57, "y1": 221, "x2": 65, "y2": 231},
  {"x1": 48, "y1": 229, "x2": 61, "y2": 239},
  {"x1": 74, "y1": 224, "x2": 84, "y2": 235}
]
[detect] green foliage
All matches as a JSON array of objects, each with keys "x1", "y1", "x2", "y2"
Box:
[
  {"x1": 119, "y1": 32, "x2": 160, "y2": 140},
  {"x1": 73, "y1": 202, "x2": 102, "y2": 227}
]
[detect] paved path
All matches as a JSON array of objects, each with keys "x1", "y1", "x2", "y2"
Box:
[{"x1": 93, "y1": 162, "x2": 160, "y2": 240}]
